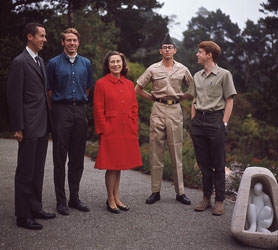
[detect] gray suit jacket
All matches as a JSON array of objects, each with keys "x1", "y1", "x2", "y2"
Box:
[{"x1": 7, "y1": 49, "x2": 51, "y2": 138}]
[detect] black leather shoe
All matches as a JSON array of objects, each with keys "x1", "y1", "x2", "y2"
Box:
[
  {"x1": 146, "y1": 192, "x2": 160, "y2": 204},
  {"x1": 31, "y1": 210, "x2": 56, "y2": 219},
  {"x1": 116, "y1": 204, "x2": 129, "y2": 211},
  {"x1": 176, "y1": 194, "x2": 191, "y2": 205},
  {"x1": 106, "y1": 200, "x2": 120, "y2": 214},
  {"x1": 16, "y1": 217, "x2": 43, "y2": 230},
  {"x1": 56, "y1": 204, "x2": 69, "y2": 216},
  {"x1": 68, "y1": 199, "x2": 90, "y2": 212}
]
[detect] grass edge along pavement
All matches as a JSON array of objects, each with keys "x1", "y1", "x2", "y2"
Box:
[{"x1": 85, "y1": 139, "x2": 278, "y2": 201}]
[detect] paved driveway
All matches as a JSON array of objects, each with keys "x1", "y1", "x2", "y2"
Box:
[{"x1": 0, "y1": 138, "x2": 262, "y2": 250}]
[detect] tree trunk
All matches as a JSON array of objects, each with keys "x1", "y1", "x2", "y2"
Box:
[{"x1": 68, "y1": 0, "x2": 73, "y2": 26}]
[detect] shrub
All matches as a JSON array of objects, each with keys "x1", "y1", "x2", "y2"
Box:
[
  {"x1": 182, "y1": 132, "x2": 201, "y2": 188},
  {"x1": 127, "y1": 61, "x2": 146, "y2": 83},
  {"x1": 228, "y1": 114, "x2": 278, "y2": 160},
  {"x1": 135, "y1": 130, "x2": 201, "y2": 189},
  {"x1": 137, "y1": 143, "x2": 151, "y2": 173},
  {"x1": 85, "y1": 141, "x2": 99, "y2": 161}
]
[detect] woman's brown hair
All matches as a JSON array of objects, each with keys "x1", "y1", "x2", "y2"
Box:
[{"x1": 103, "y1": 51, "x2": 128, "y2": 77}]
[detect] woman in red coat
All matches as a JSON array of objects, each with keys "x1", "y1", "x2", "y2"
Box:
[{"x1": 94, "y1": 51, "x2": 142, "y2": 214}]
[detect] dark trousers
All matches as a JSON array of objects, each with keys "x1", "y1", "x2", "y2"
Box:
[
  {"x1": 190, "y1": 111, "x2": 226, "y2": 201},
  {"x1": 15, "y1": 133, "x2": 48, "y2": 217},
  {"x1": 52, "y1": 103, "x2": 88, "y2": 205}
]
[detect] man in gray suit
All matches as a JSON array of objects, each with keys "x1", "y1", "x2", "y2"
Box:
[{"x1": 7, "y1": 23, "x2": 56, "y2": 230}]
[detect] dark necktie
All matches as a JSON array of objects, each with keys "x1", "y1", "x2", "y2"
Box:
[{"x1": 35, "y1": 56, "x2": 41, "y2": 67}]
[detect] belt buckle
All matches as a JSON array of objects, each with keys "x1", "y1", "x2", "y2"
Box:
[{"x1": 167, "y1": 100, "x2": 173, "y2": 105}]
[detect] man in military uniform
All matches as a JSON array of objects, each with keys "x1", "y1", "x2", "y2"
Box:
[
  {"x1": 187, "y1": 41, "x2": 237, "y2": 216},
  {"x1": 135, "y1": 34, "x2": 192, "y2": 205}
]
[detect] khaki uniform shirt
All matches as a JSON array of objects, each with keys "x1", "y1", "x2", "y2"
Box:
[
  {"x1": 187, "y1": 65, "x2": 237, "y2": 111},
  {"x1": 137, "y1": 60, "x2": 193, "y2": 100}
]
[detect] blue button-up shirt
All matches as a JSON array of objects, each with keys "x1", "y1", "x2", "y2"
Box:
[{"x1": 46, "y1": 52, "x2": 94, "y2": 102}]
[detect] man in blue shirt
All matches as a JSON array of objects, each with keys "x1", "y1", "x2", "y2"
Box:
[{"x1": 46, "y1": 28, "x2": 93, "y2": 216}]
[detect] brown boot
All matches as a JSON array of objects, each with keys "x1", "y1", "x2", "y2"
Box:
[
  {"x1": 212, "y1": 201, "x2": 224, "y2": 216},
  {"x1": 194, "y1": 197, "x2": 211, "y2": 212}
]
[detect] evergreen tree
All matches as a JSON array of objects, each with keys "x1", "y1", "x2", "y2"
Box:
[{"x1": 180, "y1": 8, "x2": 243, "y2": 90}]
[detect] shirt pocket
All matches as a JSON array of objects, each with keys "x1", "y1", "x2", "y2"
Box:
[
  {"x1": 206, "y1": 83, "x2": 223, "y2": 97},
  {"x1": 152, "y1": 72, "x2": 167, "y2": 90},
  {"x1": 170, "y1": 74, "x2": 184, "y2": 92}
]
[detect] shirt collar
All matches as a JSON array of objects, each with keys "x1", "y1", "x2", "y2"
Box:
[
  {"x1": 63, "y1": 52, "x2": 79, "y2": 63},
  {"x1": 26, "y1": 46, "x2": 38, "y2": 61},
  {"x1": 158, "y1": 60, "x2": 177, "y2": 68},
  {"x1": 211, "y1": 64, "x2": 219, "y2": 75},
  {"x1": 201, "y1": 64, "x2": 219, "y2": 76},
  {"x1": 105, "y1": 73, "x2": 125, "y2": 83}
]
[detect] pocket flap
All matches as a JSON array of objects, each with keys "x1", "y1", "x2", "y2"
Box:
[
  {"x1": 128, "y1": 112, "x2": 133, "y2": 119},
  {"x1": 153, "y1": 72, "x2": 167, "y2": 80},
  {"x1": 170, "y1": 74, "x2": 184, "y2": 80}
]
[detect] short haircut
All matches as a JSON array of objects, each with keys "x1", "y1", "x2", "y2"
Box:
[
  {"x1": 198, "y1": 41, "x2": 221, "y2": 61},
  {"x1": 61, "y1": 28, "x2": 80, "y2": 41},
  {"x1": 23, "y1": 23, "x2": 44, "y2": 41},
  {"x1": 103, "y1": 51, "x2": 128, "y2": 77}
]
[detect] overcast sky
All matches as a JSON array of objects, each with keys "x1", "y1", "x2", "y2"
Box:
[{"x1": 156, "y1": 0, "x2": 267, "y2": 40}]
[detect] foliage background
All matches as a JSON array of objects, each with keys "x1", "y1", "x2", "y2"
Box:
[{"x1": 1, "y1": 0, "x2": 277, "y2": 193}]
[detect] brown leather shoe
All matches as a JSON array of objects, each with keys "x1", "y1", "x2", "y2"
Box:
[
  {"x1": 212, "y1": 201, "x2": 224, "y2": 216},
  {"x1": 194, "y1": 197, "x2": 211, "y2": 212}
]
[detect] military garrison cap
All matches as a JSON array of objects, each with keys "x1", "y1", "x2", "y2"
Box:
[{"x1": 160, "y1": 33, "x2": 176, "y2": 47}]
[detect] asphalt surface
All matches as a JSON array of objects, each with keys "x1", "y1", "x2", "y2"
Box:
[{"x1": 0, "y1": 138, "x2": 263, "y2": 250}]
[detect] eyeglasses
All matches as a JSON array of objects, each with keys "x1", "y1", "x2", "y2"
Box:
[{"x1": 161, "y1": 46, "x2": 175, "y2": 50}]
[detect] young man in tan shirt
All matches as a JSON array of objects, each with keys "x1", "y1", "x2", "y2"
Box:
[{"x1": 187, "y1": 41, "x2": 237, "y2": 216}]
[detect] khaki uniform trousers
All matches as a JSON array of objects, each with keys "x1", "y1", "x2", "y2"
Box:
[{"x1": 149, "y1": 101, "x2": 185, "y2": 195}]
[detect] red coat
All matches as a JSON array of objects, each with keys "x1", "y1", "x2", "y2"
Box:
[{"x1": 93, "y1": 74, "x2": 142, "y2": 170}]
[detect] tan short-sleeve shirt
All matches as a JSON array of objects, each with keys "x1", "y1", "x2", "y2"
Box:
[
  {"x1": 187, "y1": 65, "x2": 237, "y2": 111},
  {"x1": 137, "y1": 60, "x2": 193, "y2": 100}
]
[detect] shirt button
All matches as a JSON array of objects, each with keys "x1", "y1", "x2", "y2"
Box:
[
  {"x1": 72, "y1": 72, "x2": 75, "y2": 75},
  {"x1": 73, "y1": 90, "x2": 76, "y2": 93},
  {"x1": 122, "y1": 100, "x2": 125, "y2": 103}
]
